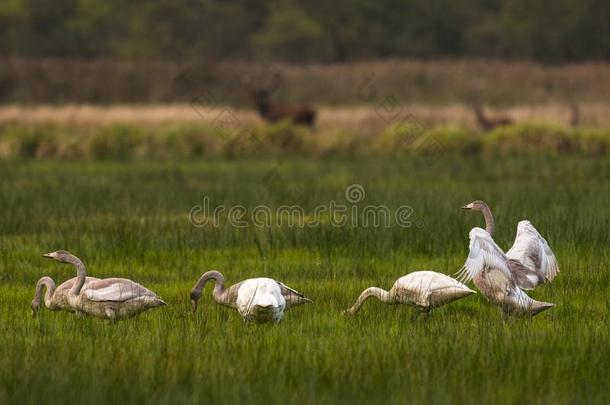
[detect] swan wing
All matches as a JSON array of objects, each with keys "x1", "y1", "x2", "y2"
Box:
[
  {"x1": 457, "y1": 228, "x2": 514, "y2": 284},
  {"x1": 506, "y1": 220, "x2": 559, "y2": 283},
  {"x1": 276, "y1": 281, "x2": 307, "y2": 298},
  {"x1": 84, "y1": 278, "x2": 156, "y2": 302},
  {"x1": 404, "y1": 271, "x2": 472, "y2": 292},
  {"x1": 397, "y1": 272, "x2": 453, "y2": 294},
  {"x1": 56, "y1": 277, "x2": 99, "y2": 293}
]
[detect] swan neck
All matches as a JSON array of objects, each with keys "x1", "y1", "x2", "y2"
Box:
[
  {"x1": 372, "y1": 287, "x2": 392, "y2": 303},
  {"x1": 66, "y1": 254, "x2": 87, "y2": 296},
  {"x1": 481, "y1": 203, "x2": 495, "y2": 236},
  {"x1": 34, "y1": 276, "x2": 57, "y2": 308},
  {"x1": 347, "y1": 287, "x2": 391, "y2": 314},
  {"x1": 192, "y1": 271, "x2": 226, "y2": 304}
]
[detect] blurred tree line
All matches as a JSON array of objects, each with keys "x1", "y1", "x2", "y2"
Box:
[{"x1": 0, "y1": 0, "x2": 609, "y2": 63}]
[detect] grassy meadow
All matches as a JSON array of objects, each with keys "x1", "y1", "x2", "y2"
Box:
[{"x1": 0, "y1": 156, "x2": 609, "y2": 404}]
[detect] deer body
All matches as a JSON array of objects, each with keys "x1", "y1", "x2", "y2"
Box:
[
  {"x1": 242, "y1": 70, "x2": 316, "y2": 127},
  {"x1": 474, "y1": 106, "x2": 513, "y2": 131},
  {"x1": 253, "y1": 90, "x2": 316, "y2": 126}
]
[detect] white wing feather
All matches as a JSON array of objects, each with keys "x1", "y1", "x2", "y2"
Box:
[
  {"x1": 457, "y1": 227, "x2": 514, "y2": 283},
  {"x1": 84, "y1": 280, "x2": 154, "y2": 302},
  {"x1": 506, "y1": 220, "x2": 559, "y2": 281}
]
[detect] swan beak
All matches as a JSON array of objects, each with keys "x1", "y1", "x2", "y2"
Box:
[
  {"x1": 461, "y1": 203, "x2": 473, "y2": 210},
  {"x1": 42, "y1": 252, "x2": 55, "y2": 259},
  {"x1": 190, "y1": 299, "x2": 198, "y2": 313}
]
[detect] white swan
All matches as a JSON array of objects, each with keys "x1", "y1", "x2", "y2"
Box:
[
  {"x1": 462, "y1": 200, "x2": 559, "y2": 289},
  {"x1": 236, "y1": 278, "x2": 285, "y2": 323},
  {"x1": 456, "y1": 228, "x2": 554, "y2": 319},
  {"x1": 43, "y1": 250, "x2": 166, "y2": 320},
  {"x1": 31, "y1": 275, "x2": 99, "y2": 316},
  {"x1": 190, "y1": 270, "x2": 312, "y2": 323},
  {"x1": 345, "y1": 271, "x2": 475, "y2": 315}
]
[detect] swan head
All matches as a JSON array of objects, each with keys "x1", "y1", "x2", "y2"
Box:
[
  {"x1": 189, "y1": 290, "x2": 200, "y2": 313},
  {"x1": 42, "y1": 250, "x2": 73, "y2": 263},
  {"x1": 31, "y1": 300, "x2": 40, "y2": 317},
  {"x1": 461, "y1": 200, "x2": 488, "y2": 212}
]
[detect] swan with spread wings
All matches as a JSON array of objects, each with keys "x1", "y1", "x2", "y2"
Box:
[
  {"x1": 462, "y1": 200, "x2": 559, "y2": 289},
  {"x1": 456, "y1": 227, "x2": 554, "y2": 318}
]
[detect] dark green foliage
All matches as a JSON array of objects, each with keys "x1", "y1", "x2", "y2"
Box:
[{"x1": 0, "y1": 0, "x2": 609, "y2": 62}]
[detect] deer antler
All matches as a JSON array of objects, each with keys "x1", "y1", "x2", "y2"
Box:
[
  {"x1": 239, "y1": 66, "x2": 283, "y2": 94},
  {"x1": 238, "y1": 71, "x2": 258, "y2": 92},
  {"x1": 265, "y1": 69, "x2": 283, "y2": 93}
]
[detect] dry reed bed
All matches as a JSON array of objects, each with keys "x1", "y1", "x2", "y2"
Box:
[
  {"x1": 2, "y1": 103, "x2": 610, "y2": 130},
  {"x1": 3, "y1": 58, "x2": 610, "y2": 105}
]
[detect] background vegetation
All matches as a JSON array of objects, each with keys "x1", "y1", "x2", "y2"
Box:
[
  {"x1": 2, "y1": 59, "x2": 610, "y2": 105},
  {"x1": 1, "y1": 0, "x2": 610, "y2": 63},
  {"x1": 2, "y1": 121, "x2": 610, "y2": 160}
]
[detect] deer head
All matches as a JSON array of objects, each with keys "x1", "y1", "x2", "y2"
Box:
[
  {"x1": 239, "y1": 67, "x2": 316, "y2": 127},
  {"x1": 473, "y1": 104, "x2": 513, "y2": 131},
  {"x1": 239, "y1": 68, "x2": 284, "y2": 116}
]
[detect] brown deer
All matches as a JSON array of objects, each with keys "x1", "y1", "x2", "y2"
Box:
[
  {"x1": 240, "y1": 70, "x2": 316, "y2": 127},
  {"x1": 473, "y1": 105, "x2": 513, "y2": 131}
]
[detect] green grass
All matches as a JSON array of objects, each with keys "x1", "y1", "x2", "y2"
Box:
[
  {"x1": 0, "y1": 157, "x2": 609, "y2": 404},
  {"x1": 4, "y1": 122, "x2": 610, "y2": 160}
]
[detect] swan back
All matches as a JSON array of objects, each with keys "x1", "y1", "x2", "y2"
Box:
[
  {"x1": 75, "y1": 278, "x2": 165, "y2": 320},
  {"x1": 82, "y1": 278, "x2": 158, "y2": 302},
  {"x1": 395, "y1": 271, "x2": 475, "y2": 308},
  {"x1": 236, "y1": 278, "x2": 285, "y2": 323}
]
